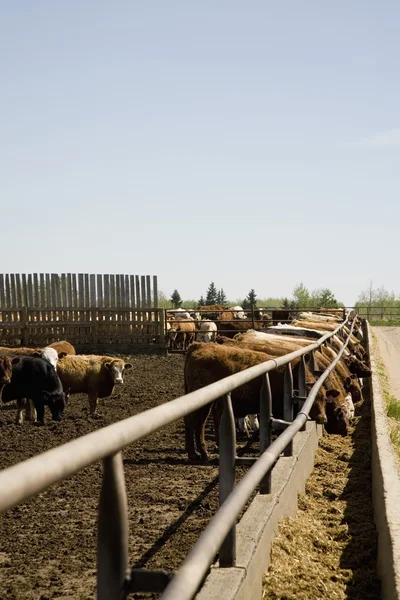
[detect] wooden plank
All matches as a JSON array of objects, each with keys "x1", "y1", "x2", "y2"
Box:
[
  {"x1": 61, "y1": 274, "x2": 67, "y2": 308},
  {"x1": 90, "y1": 274, "x2": 96, "y2": 307},
  {"x1": 33, "y1": 274, "x2": 40, "y2": 308},
  {"x1": 72, "y1": 274, "x2": 78, "y2": 308},
  {"x1": 97, "y1": 275, "x2": 103, "y2": 309},
  {"x1": 15, "y1": 274, "x2": 22, "y2": 307},
  {"x1": 141, "y1": 276, "x2": 146, "y2": 308},
  {"x1": 153, "y1": 275, "x2": 158, "y2": 308},
  {"x1": 110, "y1": 275, "x2": 115, "y2": 308},
  {"x1": 67, "y1": 273, "x2": 73, "y2": 308},
  {"x1": 78, "y1": 274, "x2": 84, "y2": 307},
  {"x1": 10, "y1": 274, "x2": 16, "y2": 307},
  {"x1": 27, "y1": 274, "x2": 33, "y2": 307},
  {"x1": 130, "y1": 275, "x2": 136, "y2": 308},
  {"x1": 84, "y1": 274, "x2": 90, "y2": 307},
  {"x1": 0, "y1": 274, "x2": 4, "y2": 308},
  {"x1": 146, "y1": 275, "x2": 151, "y2": 308},
  {"x1": 115, "y1": 274, "x2": 121, "y2": 309},
  {"x1": 135, "y1": 275, "x2": 140, "y2": 309},
  {"x1": 120, "y1": 275, "x2": 126, "y2": 308},
  {"x1": 5, "y1": 275, "x2": 11, "y2": 308},
  {"x1": 103, "y1": 275, "x2": 110, "y2": 308},
  {"x1": 51, "y1": 274, "x2": 58, "y2": 312},
  {"x1": 39, "y1": 273, "x2": 46, "y2": 308},
  {"x1": 124, "y1": 275, "x2": 130, "y2": 309},
  {"x1": 45, "y1": 274, "x2": 51, "y2": 307},
  {"x1": 21, "y1": 274, "x2": 27, "y2": 306},
  {"x1": 54, "y1": 274, "x2": 61, "y2": 307}
]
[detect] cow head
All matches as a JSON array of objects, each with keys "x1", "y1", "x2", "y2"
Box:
[
  {"x1": 325, "y1": 389, "x2": 349, "y2": 436},
  {"x1": 344, "y1": 375, "x2": 362, "y2": 403},
  {"x1": 42, "y1": 390, "x2": 67, "y2": 421},
  {"x1": 105, "y1": 361, "x2": 133, "y2": 385},
  {"x1": 345, "y1": 355, "x2": 371, "y2": 378},
  {"x1": 309, "y1": 390, "x2": 328, "y2": 425},
  {"x1": 0, "y1": 356, "x2": 19, "y2": 388}
]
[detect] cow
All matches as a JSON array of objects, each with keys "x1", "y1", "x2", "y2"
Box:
[
  {"x1": 47, "y1": 340, "x2": 76, "y2": 356},
  {"x1": 2, "y1": 356, "x2": 68, "y2": 424},
  {"x1": 0, "y1": 355, "x2": 19, "y2": 398},
  {"x1": 40, "y1": 347, "x2": 59, "y2": 369},
  {"x1": 197, "y1": 319, "x2": 218, "y2": 343},
  {"x1": 168, "y1": 320, "x2": 197, "y2": 350},
  {"x1": 56, "y1": 354, "x2": 133, "y2": 415},
  {"x1": 183, "y1": 342, "x2": 335, "y2": 461}
]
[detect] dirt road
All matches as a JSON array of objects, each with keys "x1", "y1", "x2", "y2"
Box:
[{"x1": 372, "y1": 326, "x2": 400, "y2": 396}]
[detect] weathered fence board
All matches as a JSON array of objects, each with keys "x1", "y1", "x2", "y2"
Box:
[{"x1": 0, "y1": 274, "x2": 158, "y2": 310}]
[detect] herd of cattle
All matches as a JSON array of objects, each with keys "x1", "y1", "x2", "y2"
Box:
[
  {"x1": 0, "y1": 342, "x2": 132, "y2": 424},
  {"x1": 181, "y1": 310, "x2": 370, "y2": 461},
  {"x1": 0, "y1": 308, "x2": 369, "y2": 465}
]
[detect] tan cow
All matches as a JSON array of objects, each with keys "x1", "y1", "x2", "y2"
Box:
[{"x1": 57, "y1": 354, "x2": 132, "y2": 415}]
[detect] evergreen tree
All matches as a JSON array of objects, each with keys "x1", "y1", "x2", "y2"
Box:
[
  {"x1": 198, "y1": 295, "x2": 206, "y2": 307},
  {"x1": 246, "y1": 288, "x2": 257, "y2": 308},
  {"x1": 205, "y1": 282, "x2": 218, "y2": 305},
  {"x1": 216, "y1": 288, "x2": 227, "y2": 305},
  {"x1": 170, "y1": 289, "x2": 182, "y2": 308}
]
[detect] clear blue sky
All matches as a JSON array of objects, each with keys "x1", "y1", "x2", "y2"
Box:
[{"x1": 2, "y1": 1, "x2": 399, "y2": 305}]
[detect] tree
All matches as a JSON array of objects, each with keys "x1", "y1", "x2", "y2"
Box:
[
  {"x1": 311, "y1": 288, "x2": 338, "y2": 308},
  {"x1": 292, "y1": 282, "x2": 311, "y2": 308},
  {"x1": 198, "y1": 295, "x2": 206, "y2": 307},
  {"x1": 170, "y1": 289, "x2": 182, "y2": 308},
  {"x1": 216, "y1": 288, "x2": 227, "y2": 305},
  {"x1": 205, "y1": 282, "x2": 218, "y2": 305},
  {"x1": 246, "y1": 289, "x2": 257, "y2": 308}
]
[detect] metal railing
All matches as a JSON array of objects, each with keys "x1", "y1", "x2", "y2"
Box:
[{"x1": 0, "y1": 312, "x2": 356, "y2": 599}]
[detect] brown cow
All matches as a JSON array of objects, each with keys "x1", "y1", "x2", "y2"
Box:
[
  {"x1": 183, "y1": 342, "x2": 335, "y2": 461},
  {"x1": 56, "y1": 354, "x2": 133, "y2": 415},
  {"x1": 0, "y1": 355, "x2": 19, "y2": 399},
  {"x1": 48, "y1": 341, "x2": 76, "y2": 356}
]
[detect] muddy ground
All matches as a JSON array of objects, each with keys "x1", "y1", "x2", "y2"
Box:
[{"x1": 0, "y1": 353, "x2": 260, "y2": 600}]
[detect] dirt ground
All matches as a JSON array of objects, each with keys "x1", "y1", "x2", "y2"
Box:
[{"x1": 0, "y1": 353, "x2": 259, "y2": 600}]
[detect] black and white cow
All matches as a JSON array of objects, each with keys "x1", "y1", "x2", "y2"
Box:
[{"x1": 2, "y1": 355, "x2": 68, "y2": 424}]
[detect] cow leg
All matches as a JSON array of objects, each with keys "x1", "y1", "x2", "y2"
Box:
[
  {"x1": 15, "y1": 399, "x2": 26, "y2": 425},
  {"x1": 26, "y1": 399, "x2": 37, "y2": 423},
  {"x1": 212, "y1": 402, "x2": 223, "y2": 447},
  {"x1": 184, "y1": 414, "x2": 200, "y2": 461},
  {"x1": 236, "y1": 417, "x2": 250, "y2": 440},
  {"x1": 195, "y1": 404, "x2": 215, "y2": 460},
  {"x1": 35, "y1": 401, "x2": 45, "y2": 425},
  {"x1": 89, "y1": 394, "x2": 99, "y2": 416}
]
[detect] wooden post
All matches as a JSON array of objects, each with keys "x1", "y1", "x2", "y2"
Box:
[
  {"x1": 92, "y1": 307, "x2": 98, "y2": 347},
  {"x1": 22, "y1": 307, "x2": 29, "y2": 346}
]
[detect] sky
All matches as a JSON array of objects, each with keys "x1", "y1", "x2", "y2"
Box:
[{"x1": 2, "y1": 1, "x2": 400, "y2": 306}]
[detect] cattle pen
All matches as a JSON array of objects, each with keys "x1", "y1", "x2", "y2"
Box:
[{"x1": 0, "y1": 312, "x2": 379, "y2": 600}]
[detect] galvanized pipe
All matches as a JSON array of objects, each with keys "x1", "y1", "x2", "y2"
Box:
[
  {"x1": 97, "y1": 452, "x2": 129, "y2": 600},
  {"x1": 283, "y1": 363, "x2": 294, "y2": 457},
  {"x1": 259, "y1": 373, "x2": 272, "y2": 494},
  {"x1": 160, "y1": 318, "x2": 356, "y2": 600},
  {"x1": 0, "y1": 315, "x2": 349, "y2": 514},
  {"x1": 218, "y1": 393, "x2": 236, "y2": 567}
]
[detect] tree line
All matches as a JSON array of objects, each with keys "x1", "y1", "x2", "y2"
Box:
[{"x1": 162, "y1": 282, "x2": 343, "y2": 310}]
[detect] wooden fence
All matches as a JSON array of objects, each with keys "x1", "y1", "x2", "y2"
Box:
[
  {"x1": 0, "y1": 307, "x2": 166, "y2": 352},
  {"x1": 0, "y1": 274, "x2": 158, "y2": 309}
]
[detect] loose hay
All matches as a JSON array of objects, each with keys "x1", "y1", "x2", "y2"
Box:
[{"x1": 263, "y1": 389, "x2": 380, "y2": 600}]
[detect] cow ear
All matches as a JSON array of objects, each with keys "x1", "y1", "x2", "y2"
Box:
[
  {"x1": 58, "y1": 352, "x2": 68, "y2": 359},
  {"x1": 124, "y1": 363, "x2": 133, "y2": 370},
  {"x1": 326, "y1": 389, "x2": 340, "y2": 398},
  {"x1": 11, "y1": 357, "x2": 20, "y2": 365}
]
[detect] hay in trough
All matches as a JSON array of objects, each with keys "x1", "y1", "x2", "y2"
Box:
[{"x1": 262, "y1": 390, "x2": 380, "y2": 600}]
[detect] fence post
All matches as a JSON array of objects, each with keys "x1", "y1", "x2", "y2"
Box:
[
  {"x1": 22, "y1": 307, "x2": 28, "y2": 346},
  {"x1": 251, "y1": 305, "x2": 255, "y2": 329},
  {"x1": 92, "y1": 307, "x2": 98, "y2": 347},
  {"x1": 283, "y1": 363, "x2": 294, "y2": 456},
  {"x1": 97, "y1": 452, "x2": 129, "y2": 600},
  {"x1": 219, "y1": 392, "x2": 236, "y2": 567},
  {"x1": 260, "y1": 373, "x2": 272, "y2": 494}
]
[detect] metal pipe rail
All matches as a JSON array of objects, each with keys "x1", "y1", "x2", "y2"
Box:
[
  {"x1": 0, "y1": 312, "x2": 355, "y2": 599},
  {"x1": 161, "y1": 316, "x2": 356, "y2": 599}
]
